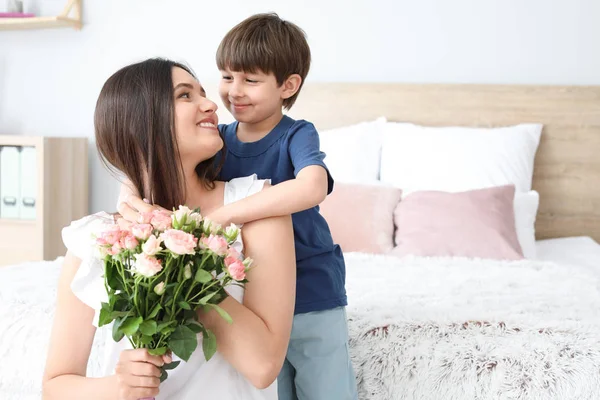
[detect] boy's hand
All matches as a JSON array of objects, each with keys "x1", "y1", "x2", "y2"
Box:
[
  {"x1": 117, "y1": 195, "x2": 170, "y2": 224},
  {"x1": 204, "y1": 206, "x2": 233, "y2": 228}
]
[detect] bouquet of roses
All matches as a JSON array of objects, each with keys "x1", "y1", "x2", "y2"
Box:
[{"x1": 94, "y1": 206, "x2": 252, "y2": 383}]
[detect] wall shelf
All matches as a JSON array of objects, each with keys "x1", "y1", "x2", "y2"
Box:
[
  {"x1": 0, "y1": 0, "x2": 81, "y2": 31},
  {"x1": 0, "y1": 218, "x2": 36, "y2": 226}
]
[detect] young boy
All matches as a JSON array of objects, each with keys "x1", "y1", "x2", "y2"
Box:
[
  {"x1": 119, "y1": 13, "x2": 358, "y2": 400},
  {"x1": 212, "y1": 14, "x2": 358, "y2": 399}
]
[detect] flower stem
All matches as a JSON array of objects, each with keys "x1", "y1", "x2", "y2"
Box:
[
  {"x1": 184, "y1": 254, "x2": 208, "y2": 300},
  {"x1": 188, "y1": 279, "x2": 220, "y2": 303},
  {"x1": 170, "y1": 257, "x2": 185, "y2": 318}
]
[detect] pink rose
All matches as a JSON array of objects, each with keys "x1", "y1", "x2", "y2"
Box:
[
  {"x1": 132, "y1": 223, "x2": 153, "y2": 240},
  {"x1": 224, "y1": 255, "x2": 237, "y2": 267},
  {"x1": 134, "y1": 253, "x2": 162, "y2": 277},
  {"x1": 123, "y1": 234, "x2": 139, "y2": 250},
  {"x1": 226, "y1": 247, "x2": 242, "y2": 261},
  {"x1": 108, "y1": 240, "x2": 123, "y2": 256},
  {"x1": 99, "y1": 225, "x2": 123, "y2": 246},
  {"x1": 142, "y1": 234, "x2": 163, "y2": 256},
  {"x1": 227, "y1": 259, "x2": 246, "y2": 280},
  {"x1": 151, "y1": 210, "x2": 173, "y2": 231},
  {"x1": 200, "y1": 234, "x2": 228, "y2": 257},
  {"x1": 161, "y1": 229, "x2": 198, "y2": 255}
]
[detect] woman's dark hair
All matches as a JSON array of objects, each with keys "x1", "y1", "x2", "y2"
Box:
[{"x1": 95, "y1": 58, "x2": 224, "y2": 210}]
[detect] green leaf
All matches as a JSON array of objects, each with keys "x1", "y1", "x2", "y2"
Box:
[
  {"x1": 112, "y1": 318, "x2": 125, "y2": 342},
  {"x1": 202, "y1": 329, "x2": 217, "y2": 361},
  {"x1": 163, "y1": 360, "x2": 180, "y2": 371},
  {"x1": 198, "y1": 291, "x2": 218, "y2": 305},
  {"x1": 114, "y1": 296, "x2": 129, "y2": 312},
  {"x1": 162, "y1": 327, "x2": 176, "y2": 336},
  {"x1": 208, "y1": 292, "x2": 226, "y2": 305},
  {"x1": 183, "y1": 309, "x2": 196, "y2": 320},
  {"x1": 178, "y1": 301, "x2": 191, "y2": 310},
  {"x1": 98, "y1": 302, "x2": 114, "y2": 327},
  {"x1": 105, "y1": 261, "x2": 116, "y2": 287},
  {"x1": 139, "y1": 320, "x2": 158, "y2": 336},
  {"x1": 168, "y1": 325, "x2": 198, "y2": 362},
  {"x1": 159, "y1": 368, "x2": 168, "y2": 383},
  {"x1": 186, "y1": 320, "x2": 204, "y2": 334},
  {"x1": 140, "y1": 335, "x2": 153, "y2": 345},
  {"x1": 108, "y1": 308, "x2": 131, "y2": 321},
  {"x1": 148, "y1": 303, "x2": 162, "y2": 319},
  {"x1": 120, "y1": 316, "x2": 143, "y2": 336},
  {"x1": 195, "y1": 269, "x2": 213, "y2": 284},
  {"x1": 105, "y1": 261, "x2": 124, "y2": 291},
  {"x1": 148, "y1": 347, "x2": 167, "y2": 356},
  {"x1": 157, "y1": 320, "x2": 177, "y2": 334},
  {"x1": 207, "y1": 304, "x2": 233, "y2": 324}
]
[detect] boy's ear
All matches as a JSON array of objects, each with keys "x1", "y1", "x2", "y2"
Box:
[{"x1": 281, "y1": 74, "x2": 302, "y2": 100}]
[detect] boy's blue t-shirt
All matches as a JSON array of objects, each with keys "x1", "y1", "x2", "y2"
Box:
[{"x1": 218, "y1": 115, "x2": 347, "y2": 315}]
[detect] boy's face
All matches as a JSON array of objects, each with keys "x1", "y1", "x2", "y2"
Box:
[{"x1": 218, "y1": 69, "x2": 286, "y2": 124}]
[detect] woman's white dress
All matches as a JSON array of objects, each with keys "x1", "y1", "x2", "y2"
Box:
[{"x1": 62, "y1": 175, "x2": 276, "y2": 400}]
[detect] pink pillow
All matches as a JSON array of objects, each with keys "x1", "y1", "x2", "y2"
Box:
[
  {"x1": 320, "y1": 183, "x2": 402, "y2": 253},
  {"x1": 391, "y1": 185, "x2": 524, "y2": 260}
]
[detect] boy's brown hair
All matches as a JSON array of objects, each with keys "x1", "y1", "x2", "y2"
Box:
[{"x1": 216, "y1": 13, "x2": 311, "y2": 110}]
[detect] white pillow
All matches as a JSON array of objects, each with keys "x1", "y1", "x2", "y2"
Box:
[
  {"x1": 320, "y1": 117, "x2": 386, "y2": 183},
  {"x1": 514, "y1": 190, "x2": 539, "y2": 259},
  {"x1": 380, "y1": 123, "x2": 543, "y2": 193}
]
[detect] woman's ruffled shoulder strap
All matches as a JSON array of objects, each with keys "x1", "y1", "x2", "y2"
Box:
[
  {"x1": 223, "y1": 175, "x2": 269, "y2": 256},
  {"x1": 224, "y1": 174, "x2": 269, "y2": 206},
  {"x1": 62, "y1": 212, "x2": 116, "y2": 260},
  {"x1": 62, "y1": 212, "x2": 114, "y2": 327}
]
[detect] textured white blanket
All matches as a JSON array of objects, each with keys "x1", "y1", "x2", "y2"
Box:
[
  {"x1": 345, "y1": 253, "x2": 600, "y2": 400},
  {"x1": 0, "y1": 258, "x2": 106, "y2": 400},
  {"x1": 1, "y1": 254, "x2": 600, "y2": 400}
]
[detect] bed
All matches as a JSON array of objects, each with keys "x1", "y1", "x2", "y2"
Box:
[
  {"x1": 291, "y1": 83, "x2": 600, "y2": 399},
  {"x1": 1, "y1": 239, "x2": 600, "y2": 400},
  {"x1": 2, "y1": 83, "x2": 600, "y2": 399}
]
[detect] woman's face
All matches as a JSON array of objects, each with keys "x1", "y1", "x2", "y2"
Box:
[{"x1": 172, "y1": 67, "x2": 222, "y2": 167}]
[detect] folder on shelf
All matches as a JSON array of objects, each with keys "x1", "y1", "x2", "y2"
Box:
[
  {"x1": 19, "y1": 146, "x2": 37, "y2": 220},
  {"x1": 0, "y1": 146, "x2": 22, "y2": 219}
]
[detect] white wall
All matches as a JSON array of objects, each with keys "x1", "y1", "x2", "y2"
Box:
[{"x1": 1, "y1": 0, "x2": 599, "y2": 213}]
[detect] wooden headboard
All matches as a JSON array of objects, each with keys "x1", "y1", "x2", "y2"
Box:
[{"x1": 285, "y1": 83, "x2": 600, "y2": 242}]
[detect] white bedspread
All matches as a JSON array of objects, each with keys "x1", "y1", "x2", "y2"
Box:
[
  {"x1": 2, "y1": 246, "x2": 600, "y2": 400},
  {"x1": 0, "y1": 258, "x2": 106, "y2": 400},
  {"x1": 345, "y1": 253, "x2": 600, "y2": 400}
]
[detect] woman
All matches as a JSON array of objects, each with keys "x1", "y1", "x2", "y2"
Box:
[{"x1": 42, "y1": 58, "x2": 296, "y2": 400}]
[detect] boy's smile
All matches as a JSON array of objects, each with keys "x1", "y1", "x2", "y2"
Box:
[
  {"x1": 231, "y1": 103, "x2": 250, "y2": 112},
  {"x1": 218, "y1": 69, "x2": 286, "y2": 127}
]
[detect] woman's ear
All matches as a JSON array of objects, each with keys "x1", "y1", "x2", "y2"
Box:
[{"x1": 281, "y1": 74, "x2": 302, "y2": 100}]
